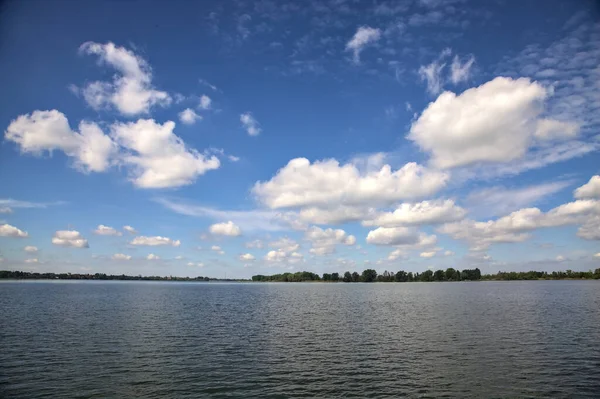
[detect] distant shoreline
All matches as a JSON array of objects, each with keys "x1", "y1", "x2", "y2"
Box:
[{"x1": 2, "y1": 268, "x2": 599, "y2": 282}]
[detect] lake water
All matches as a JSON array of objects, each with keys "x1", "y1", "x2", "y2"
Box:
[{"x1": 1, "y1": 281, "x2": 599, "y2": 398}]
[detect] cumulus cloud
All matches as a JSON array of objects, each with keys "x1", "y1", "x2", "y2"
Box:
[
  {"x1": 146, "y1": 254, "x2": 160, "y2": 260},
  {"x1": 575, "y1": 175, "x2": 600, "y2": 199},
  {"x1": 388, "y1": 248, "x2": 405, "y2": 261},
  {"x1": 253, "y1": 158, "x2": 448, "y2": 209},
  {"x1": 78, "y1": 41, "x2": 171, "y2": 116},
  {"x1": 5, "y1": 110, "x2": 117, "y2": 173},
  {"x1": 52, "y1": 230, "x2": 89, "y2": 248},
  {"x1": 24, "y1": 258, "x2": 39, "y2": 263},
  {"x1": 363, "y1": 200, "x2": 466, "y2": 227},
  {"x1": 123, "y1": 225, "x2": 137, "y2": 234},
  {"x1": 305, "y1": 226, "x2": 356, "y2": 255},
  {"x1": 110, "y1": 119, "x2": 220, "y2": 188},
  {"x1": 94, "y1": 224, "x2": 122, "y2": 236},
  {"x1": 211, "y1": 245, "x2": 225, "y2": 255},
  {"x1": 178, "y1": 108, "x2": 202, "y2": 125},
  {"x1": 269, "y1": 237, "x2": 300, "y2": 253},
  {"x1": 420, "y1": 251, "x2": 436, "y2": 258},
  {"x1": 5, "y1": 111, "x2": 219, "y2": 189},
  {"x1": 240, "y1": 112, "x2": 261, "y2": 136},
  {"x1": 112, "y1": 253, "x2": 132, "y2": 261},
  {"x1": 534, "y1": 119, "x2": 579, "y2": 141},
  {"x1": 24, "y1": 246, "x2": 38, "y2": 253},
  {"x1": 209, "y1": 221, "x2": 242, "y2": 236},
  {"x1": 245, "y1": 239, "x2": 264, "y2": 249},
  {"x1": 366, "y1": 226, "x2": 437, "y2": 247},
  {"x1": 265, "y1": 249, "x2": 304, "y2": 263},
  {"x1": 439, "y1": 197, "x2": 600, "y2": 250},
  {"x1": 409, "y1": 77, "x2": 580, "y2": 169},
  {"x1": 239, "y1": 253, "x2": 255, "y2": 261},
  {"x1": 346, "y1": 26, "x2": 381, "y2": 63},
  {"x1": 0, "y1": 223, "x2": 28, "y2": 238},
  {"x1": 130, "y1": 236, "x2": 181, "y2": 246},
  {"x1": 199, "y1": 95, "x2": 212, "y2": 110}
]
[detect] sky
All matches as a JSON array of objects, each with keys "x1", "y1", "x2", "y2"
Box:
[{"x1": 0, "y1": 0, "x2": 599, "y2": 278}]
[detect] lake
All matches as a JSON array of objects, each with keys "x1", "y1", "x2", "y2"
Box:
[{"x1": 1, "y1": 280, "x2": 599, "y2": 398}]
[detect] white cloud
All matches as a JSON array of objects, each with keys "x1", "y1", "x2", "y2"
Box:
[
  {"x1": 409, "y1": 77, "x2": 580, "y2": 169},
  {"x1": 112, "y1": 253, "x2": 132, "y2": 261},
  {"x1": 130, "y1": 236, "x2": 181, "y2": 246},
  {"x1": 209, "y1": 221, "x2": 242, "y2": 237},
  {"x1": 450, "y1": 55, "x2": 475, "y2": 85},
  {"x1": 466, "y1": 181, "x2": 572, "y2": 218},
  {"x1": 0, "y1": 207, "x2": 13, "y2": 214},
  {"x1": 146, "y1": 254, "x2": 160, "y2": 260},
  {"x1": 346, "y1": 26, "x2": 381, "y2": 63},
  {"x1": 440, "y1": 198, "x2": 600, "y2": 250},
  {"x1": 174, "y1": 255, "x2": 184, "y2": 260},
  {"x1": 94, "y1": 224, "x2": 122, "y2": 236},
  {"x1": 299, "y1": 206, "x2": 376, "y2": 225},
  {"x1": 575, "y1": 175, "x2": 600, "y2": 199},
  {"x1": 52, "y1": 230, "x2": 89, "y2": 248},
  {"x1": 110, "y1": 119, "x2": 220, "y2": 188},
  {"x1": 155, "y1": 198, "x2": 303, "y2": 232},
  {"x1": 123, "y1": 225, "x2": 137, "y2": 234},
  {"x1": 199, "y1": 79, "x2": 218, "y2": 91},
  {"x1": 387, "y1": 249, "x2": 405, "y2": 261},
  {"x1": 420, "y1": 251, "x2": 436, "y2": 258},
  {"x1": 211, "y1": 245, "x2": 224, "y2": 254},
  {"x1": 245, "y1": 239, "x2": 264, "y2": 249},
  {"x1": 363, "y1": 200, "x2": 466, "y2": 227},
  {"x1": 5, "y1": 110, "x2": 117, "y2": 173},
  {"x1": 366, "y1": 226, "x2": 437, "y2": 247},
  {"x1": 418, "y1": 48, "x2": 452, "y2": 95},
  {"x1": 265, "y1": 249, "x2": 287, "y2": 262},
  {"x1": 239, "y1": 253, "x2": 255, "y2": 261},
  {"x1": 0, "y1": 223, "x2": 28, "y2": 238},
  {"x1": 79, "y1": 41, "x2": 171, "y2": 116},
  {"x1": 594, "y1": 252, "x2": 600, "y2": 259},
  {"x1": 240, "y1": 112, "x2": 261, "y2": 136},
  {"x1": 444, "y1": 250, "x2": 454, "y2": 256},
  {"x1": 199, "y1": 95, "x2": 212, "y2": 110},
  {"x1": 253, "y1": 158, "x2": 448, "y2": 209},
  {"x1": 24, "y1": 246, "x2": 38, "y2": 253},
  {"x1": 24, "y1": 258, "x2": 39, "y2": 264},
  {"x1": 269, "y1": 237, "x2": 300, "y2": 253},
  {"x1": 556, "y1": 255, "x2": 565, "y2": 262},
  {"x1": 187, "y1": 262, "x2": 205, "y2": 267},
  {"x1": 178, "y1": 108, "x2": 202, "y2": 125},
  {"x1": 534, "y1": 119, "x2": 579, "y2": 141},
  {"x1": 305, "y1": 226, "x2": 356, "y2": 255},
  {"x1": 0, "y1": 199, "x2": 63, "y2": 210}
]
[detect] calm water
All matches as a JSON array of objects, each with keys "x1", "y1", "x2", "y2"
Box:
[{"x1": 1, "y1": 281, "x2": 599, "y2": 398}]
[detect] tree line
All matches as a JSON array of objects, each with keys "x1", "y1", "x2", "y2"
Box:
[
  {"x1": 252, "y1": 268, "x2": 600, "y2": 282},
  {"x1": 0, "y1": 271, "x2": 231, "y2": 282}
]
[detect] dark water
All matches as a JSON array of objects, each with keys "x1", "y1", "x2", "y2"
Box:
[{"x1": 1, "y1": 281, "x2": 599, "y2": 398}]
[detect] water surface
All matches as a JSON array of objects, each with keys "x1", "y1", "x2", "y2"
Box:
[{"x1": 1, "y1": 281, "x2": 599, "y2": 398}]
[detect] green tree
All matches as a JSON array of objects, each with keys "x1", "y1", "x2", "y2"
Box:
[
  {"x1": 343, "y1": 271, "x2": 352, "y2": 282},
  {"x1": 433, "y1": 269, "x2": 445, "y2": 281},
  {"x1": 351, "y1": 271, "x2": 360, "y2": 282},
  {"x1": 445, "y1": 267, "x2": 459, "y2": 281},
  {"x1": 331, "y1": 272, "x2": 340, "y2": 281},
  {"x1": 362, "y1": 269, "x2": 378, "y2": 282}
]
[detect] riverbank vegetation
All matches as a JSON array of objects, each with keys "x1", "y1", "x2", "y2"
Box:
[
  {"x1": 252, "y1": 268, "x2": 600, "y2": 282},
  {"x1": 0, "y1": 271, "x2": 240, "y2": 282},
  {"x1": 2, "y1": 268, "x2": 599, "y2": 282}
]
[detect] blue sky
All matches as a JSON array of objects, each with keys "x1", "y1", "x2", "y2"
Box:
[{"x1": 1, "y1": 0, "x2": 599, "y2": 278}]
